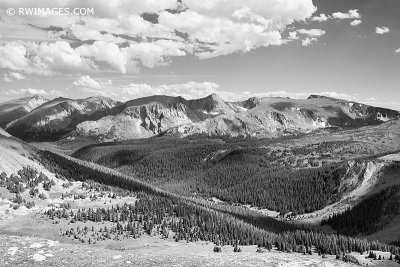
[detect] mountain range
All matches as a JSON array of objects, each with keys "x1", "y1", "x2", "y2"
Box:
[{"x1": 1, "y1": 93, "x2": 399, "y2": 142}]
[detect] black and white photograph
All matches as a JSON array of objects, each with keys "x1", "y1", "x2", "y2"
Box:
[{"x1": 0, "y1": 0, "x2": 400, "y2": 266}]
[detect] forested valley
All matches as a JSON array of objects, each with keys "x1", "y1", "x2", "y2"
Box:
[
  {"x1": 32, "y1": 149, "x2": 400, "y2": 258},
  {"x1": 72, "y1": 137, "x2": 355, "y2": 215}
]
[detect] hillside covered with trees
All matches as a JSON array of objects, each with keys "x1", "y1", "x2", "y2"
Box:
[
  {"x1": 322, "y1": 185, "x2": 400, "y2": 236},
  {"x1": 72, "y1": 138, "x2": 351, "y2": 215},
  {"x1": 33, "y1": 149, "x2": 400, "y2": 257}
]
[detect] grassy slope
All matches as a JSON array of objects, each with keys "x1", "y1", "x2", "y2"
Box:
[{"x1": 0, "y1": 235, "x2": 362, "y2": 267}]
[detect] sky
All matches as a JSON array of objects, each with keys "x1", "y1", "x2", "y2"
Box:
[{"x1": 0, "y1": 0, "x2": 399, "y2": 110}]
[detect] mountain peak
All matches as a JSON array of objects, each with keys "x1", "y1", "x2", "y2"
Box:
[
  {"x1": 239, "y1": 96, "x2": 261, "y2": 109},
  {"x1": 12, "y1": 94, "x2": 48, "y2": 102},
  {"x1": 85, "y1": 95, "x2": 115, "y2": 102},
  {"x1": 307, "y1": 94, "x2": 329, "y2": 100},
  {"x1": 205, "y1": 93, "x2": 224, "y2": 102},
  {"x1": 307, "y1": 94, "x2": 342, "y2": 101},
  {"x1": 30, "y1": 94, "x2": 46, "y2": 100}
]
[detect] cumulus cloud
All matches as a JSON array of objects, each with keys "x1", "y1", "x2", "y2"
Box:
[
  {"x1": 395, "y1": 48, "x2": 400, "y2": 54},
  {"x1": 71, "y1": 78, "x2": 360, "y2": 104},
  {"x1": 87, "y1": 81, "x2": 286, "y2": 102},
  {"x1": 158, "y1": 10, "x2": 284, "y2": 59},
  {"x1": 301, "y1": 37, "x2": 317, "y2": 47},
  {"x1": 0, "y1": 41, "x2": 94, "y2": 75},
  {"x1": 72, "y1": 75, "x2": 114, "y2": 97},
  {"x1": 350, "y1": 20, "x2": 362, "y2": 26},
  {"x1": 288, "y1": 32, "x2": 298, "y2": 40},
  {"x1": 239, "y1": 91, "x2": 359, "y2": 102},
  {"x1": 76, "y1": 40, "x2": 187, "y2": 73},
  {"x1": 0, "y1": 39, "x2": 188, "y2": 75},
  {"x1": 0, "y1": 42, "x2": 31, "y2": 72},
  {"x1": 311, "y1": 14, "x2": 329, "y2": 22},
  {"x1": 375, "y1": 27, "x2": 389, "y2": 35},
  {"x1": 332, "y1": 9, "x2": 361, "y2": 20},
  {"x1": 4, "y1": 72, "x2": 26, "y2": 82},
  {"x1": 121, "y1": 82, "x2": 221, "y2": 100},
  {"x1": 0, "y1": 0, "x2": 319, "y2": 76},
  {"x1": 73, "y1": 75, "x2": 101, "y2": 89},
  {"x1": 122, "y1": 40, "x2": 187, "y2": 68},
  {"x1": 74, "y1": 81, "x2": 221, "y2": 101},
  {"x1": 297, "y1": 29, "x2": 326, "y2": 37},
  {"x1": 184, "y1": 0, "x2": 316, "y2": 25},
  {"x1": 296, "y1": 29, "x2": 325, "y2": 46},
  {"x1": 76, "y1": 41, "x2": 129, "y2": 73},
  {"x1": 33, "y1": 41, "x2": 93, "y2": 73},
  {"x1": 5, "y1": 88, "x2": 48, "y2": 96}
]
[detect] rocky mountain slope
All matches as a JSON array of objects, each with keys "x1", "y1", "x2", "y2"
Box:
[
  {"x1": 75, "y1": 94, "x2": 242, "y2": 141},
  {"x1": 0, "y1": 95, "x2": 49, "y2": 128},
  {"x1": 4, "y1": 96, "x2": 121, "y2": 141},
  {"x1": 75, "y1": 94, "x2": 400, "y2": 141},
  {"x1": 1, "y1": 93, "x2": 399, "y2": 141}
]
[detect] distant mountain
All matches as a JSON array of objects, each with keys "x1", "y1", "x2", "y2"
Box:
[
  {"x1": 74, "y1": 94, "x2": 400, "y2": 141},
  {"x1": 2, "y1": 93, "x2": 399, "y2": 141},
  {"x1": 74, "y1": 94, "x2": 244, "y2": 141},
  {"x1": 0, "y1": 95, "x2": 49, "y2": 128},
  {"x1": 5, "y1": 96, "x2": 122, "y2": 141}
]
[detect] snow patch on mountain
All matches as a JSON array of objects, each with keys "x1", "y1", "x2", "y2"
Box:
[{"x1": 0, "y1": 128, "x2": 11, "y2": 137}]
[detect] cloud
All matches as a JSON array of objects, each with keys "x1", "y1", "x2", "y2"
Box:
[
  {"x1": 0, "y1": 41, "x2": 94, "y2": 75},
  {"x1": 158, "y1": 10, "x2": 284, "y2": 59},
  {"x1": 0, "y1": 42, "x2": 31, "y2": 72},
  {"x1": 96, "y1": 82, "x2": 221, "y2": 101},
  {"x1": 288, "y1": 32, "x2": 298, "y2": 40},
  {"x1": 33, "y1": 41, "x2": 93, "y2": 73},
  {"x1": 76, "y1": 40, "x2": 188, "y2": 73},
  {"x1": 0, "y1": 0, "x2": 319, "y2": 75},
  {"x1": 2, "y1": 80, "x2": 369, "y2": 110},
  {"x1": 72, "y1": 75, "x2": 114, "y2": 96},
  {"x1": 350, "y1": 20, "x2": 362, "y2": 26},
  {"x1": 301, "y1": 37, "x2": 317, "y2": 46},
  {"x1": 296, "y1": 29, "x2": 325, "y2": 46},
  {"x1": 71, "y1": 81, "x2": 267, "y2": 102},
  {"x1": 184, "y1": 0, "x2": 316, "y2": 25},
  {"x1": 311, "y1": 14, "x2": 329, "y2": 22},
  {"x1": 69, "y1": 24, "x2": 126, "y2": 43},
  {"x1": 375, "y1": 27, "x2": 389, "y2": 35},
  {"x1": 76, "y1": 41, "x2": 129, "y2": 73},
  {"x1": 312, "y1": 92, "x2": 357, "y2": 101},
  {"x1": 122, "y1": 40, "x2": 187, "y2": 68},
  {"x1": 241, "y1": 91, "x2": 359, "y2": 102},
  {"x1": 332, "y1": 9, "x2": 361, "y2": 20},
  {"x1": 73, "y1": 75, "x2": 101, "y2": 89},
  {"x1": 395, "y1": 48, "x2": 400, "y2": 54},
  {"x1": 0, "y1": 39, "x2": 188, "y2": 76},
  {"x1": 71, "y1": 78, "x2": 360, "y2": 104},
  {"x1": 5, "y1": 88, "x2": 48, "y2": 95},
  {"x1": 297, "y1": 29, "x2": 326, "y2": 37},
  {"x1": 4, "y1": 72, "x2": 26, "y2": 82},
  {"x1": 93, "y1": 81, "x2": 286, "y2": 102}
]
